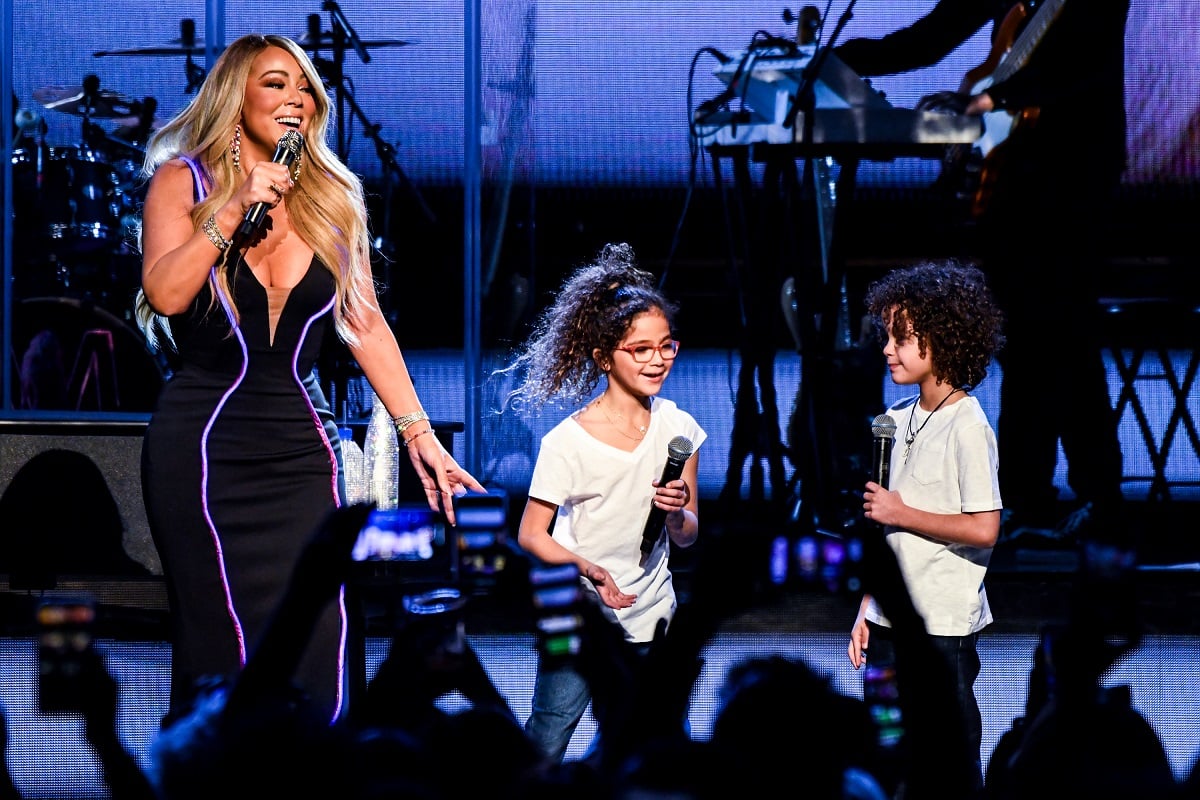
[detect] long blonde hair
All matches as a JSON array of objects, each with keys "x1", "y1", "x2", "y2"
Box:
[{"x1": 135, "y1": 33, "x2": 375, "y2": 350}]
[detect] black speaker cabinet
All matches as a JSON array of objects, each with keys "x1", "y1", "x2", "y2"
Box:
[
  {"x1": 0, "y1": 419, "x2": 467, "y2": 584},
  {"x1": 0, "y1": 420, "x2": 160, "y2": 580}
]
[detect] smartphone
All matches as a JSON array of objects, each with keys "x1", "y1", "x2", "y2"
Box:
[
  {"x1": 351, "y1": 505, "x2": 455, "y2": 587},
  {"x1": 530, "y1": 563, "x2": 584, "y2": 661},
  {"x1": 352, "y1": 505, "x2": 447, "y2": 562},
  {"x1": 37, "y1": 598, "x2": 96, "y2": 713},
  {"x1": 453, "y1": 490, "x2": 511, "y2": 591},
  {"x1": 863, "y1": 662, "x2": 905, "y2": 751}
]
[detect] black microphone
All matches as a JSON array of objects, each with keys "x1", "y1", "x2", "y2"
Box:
[
  {"x1": 306, "y1": 13, "x2": 324, "y2": 47},
  {"x1": 180, "y1": 18, "x2": 196, "y2": 49},
  {"x1": 235, "y1": 130, "x2": 304, "y2": 241},
  {"x1": 81, "y1": 73, "x2": 101, "y2": 113},
  {"x1": 640, "y1": 436, "x2": 695, "y2": 556},
  {"x1": 870, "y1": 414, "x2": 897, "y2": 490}
]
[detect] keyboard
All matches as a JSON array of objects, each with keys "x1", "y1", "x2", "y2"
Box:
[{"x1": 695, "y1": 43, "x2": 981, "y2": 155}]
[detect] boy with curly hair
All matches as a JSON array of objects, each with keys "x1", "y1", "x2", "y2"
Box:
[{"x1": 847, "y1": 259, "x2": 1005, "y2": 789}]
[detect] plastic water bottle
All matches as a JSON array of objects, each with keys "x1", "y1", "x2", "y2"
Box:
[
  {"x1": 339, "y1": 422, "x2": 367, "y2": 505},
  {"x1": 363, "y1": 392, "x2": 399, "y2": 510}
]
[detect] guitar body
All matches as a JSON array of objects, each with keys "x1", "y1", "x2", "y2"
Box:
[
  {"x1": 958, "y1": 2, "x2": 1027, "y2": 95},
  {"x1": 968, "y1": 103, "x2": 1040, "y2": 217},
  {"x1": 940, "y1": 0, "x2": 1059, "y2": 218}
]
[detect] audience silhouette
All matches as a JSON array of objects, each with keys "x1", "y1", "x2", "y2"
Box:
[
  {"x1": 0, "y1": 449, "x2": 152, "y2": 586},
  {"x1": 0, "y1": 501, "x2": 1191, "y2": 799},
  {"x1": 982, "y1": 541, "x2": 1178, "y2": 800}
]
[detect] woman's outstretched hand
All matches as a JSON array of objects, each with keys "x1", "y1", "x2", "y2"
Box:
[{"x1": 405, "y1": 436, "x2": 486, "y2": 526}]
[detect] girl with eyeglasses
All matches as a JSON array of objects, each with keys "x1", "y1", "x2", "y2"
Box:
[{"x1": 495, "y1": 242, "x2": 706, "y2": 764}]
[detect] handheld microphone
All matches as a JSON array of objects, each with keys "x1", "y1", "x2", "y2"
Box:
[
  {"x1": 870, "y1": 414, "x2": 897, "y2": 490},
  {"x1": 235, "y1": 130, "x2": 304, "y2": 242},
  {"x1": 640, "y1": 436, "x2": 695, "y2": 556}
]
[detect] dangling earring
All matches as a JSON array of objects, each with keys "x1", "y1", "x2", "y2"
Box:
[
  {"x1": 291, "y1": 149, "x2": 302, "y2": 183},
  {"x1": 230, "y1": 124, "x2": 242, "y2": 173}
]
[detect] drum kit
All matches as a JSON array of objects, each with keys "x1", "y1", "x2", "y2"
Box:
[
  {"x1": 11, "y1": 76, "x2": 158, "y2": 309},
  {"x1": 9, "y1": 77, "x2": 164, "y2": 411},
  {"x1": 11, "y1": 15, "x2": 413, "y2": 309},
  {"x1": 8, "y1": 10, "x2": 412, "y2": 411}
]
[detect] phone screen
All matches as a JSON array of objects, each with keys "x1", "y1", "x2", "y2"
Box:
[
  {"x1": 37, "y1": 598, "x2": 96, "y2": 713},
  {"x1": 352, "y1": 506, "x2": 447, "y2": 562},
  {"x1": 863, "y1": 662, "x2": 904, "y2": 750},
  {"x1": 530, "y1": 563, "x2": 584, "y2": 661}
]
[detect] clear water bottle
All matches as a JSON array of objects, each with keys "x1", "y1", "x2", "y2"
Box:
[
  {"x1": 339, "y1": 422, "x2": 367, "y2": 505},
  {"x1": 363, "y1": 392, "x2": 399, "y2": 510}
]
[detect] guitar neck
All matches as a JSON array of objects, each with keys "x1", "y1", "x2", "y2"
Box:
[{"x1": 992, "y1": 0, "x2": 1068, "y2": 84}]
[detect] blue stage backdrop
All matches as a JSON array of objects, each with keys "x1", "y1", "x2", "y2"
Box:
[{"x1": 8, "y1": 0, "x2": 1198, "y2": 190}]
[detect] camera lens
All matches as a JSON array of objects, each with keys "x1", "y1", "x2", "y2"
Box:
[{"x1": 403, "y1": 587, "x2": 465, "y2": 616}]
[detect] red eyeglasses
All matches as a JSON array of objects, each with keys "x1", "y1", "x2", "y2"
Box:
[{"x1": 614, "y1": 340, "x2": 680, "y2": 363}]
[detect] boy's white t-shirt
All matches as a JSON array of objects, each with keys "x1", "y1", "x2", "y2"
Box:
[{"x1": 866, "y1": 394, "x2": 1002, "y2": 637}]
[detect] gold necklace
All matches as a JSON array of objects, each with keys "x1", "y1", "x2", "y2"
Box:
[
  {"x1": 596, "y1": 395, "x2": 649, "y2": 441},
  {"x1": 903, "y1": 387, "x2": 962, "y2": 463}
]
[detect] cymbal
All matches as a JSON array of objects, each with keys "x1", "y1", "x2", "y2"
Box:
[
  {"x1": 94, "y1": 44, "x2": 211, "y2": 57},
  {"x1": 296, "y1": 32, "x2": 413, "y2": 51},
  {"x1": 95, "y1": 34, "x2": 413, "y2": 58},
  {"x1": 33, "y1": 85, "x2": 137, "y2": 119}
]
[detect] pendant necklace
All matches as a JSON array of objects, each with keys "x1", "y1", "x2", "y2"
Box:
[
  {"x1": 903, "y1": 387, "x2": 962, "y2": 463},
  {"x1": 597, "y1": 395, "x2": 649, "y2": 441}
]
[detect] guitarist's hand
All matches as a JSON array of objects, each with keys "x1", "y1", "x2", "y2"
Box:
[
  {"x1": 965, "y1": 92, "x2": 996, "y2": 115},
  {"x1": 917, "y1": 90, "x2": 969, "y2": 114}
]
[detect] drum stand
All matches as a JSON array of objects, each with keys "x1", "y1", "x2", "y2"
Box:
[{"x1": 68, "y1": 329, "x2": 121, "y2": 411}]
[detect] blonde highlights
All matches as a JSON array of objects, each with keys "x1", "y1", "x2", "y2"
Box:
[{"x1": 136, "y1": 33, "x2": 376, "y2": 349}]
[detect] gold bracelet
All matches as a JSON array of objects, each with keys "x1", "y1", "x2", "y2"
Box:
[
  {"x1": 402, "y1": 428, "x2": 436, "y2": 448},
  {"x1": 202, "y1": 215, "x2": 231, "y2": 252},
  {"x1": 392, "y1": 410, "x2": 430, "y2": 435}
]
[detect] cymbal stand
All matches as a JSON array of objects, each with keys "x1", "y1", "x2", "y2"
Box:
[
  {"x1": 342, "y1": 82, "x2": 437, "y2": 233},
  {"x1": 184, "y1": 55, "x2": 206, "y2": 95},
  {"x1": 78, "y1": 74, "x2": 105, "y2": 150},
  {"x1": 313, "y1": 3, "x2": 366, "y2": 161},
  {"x1": 310, "y1": 8, "x2": 433, "y2": 332},
  {"x1": 310, "y1": 14, "x2": 434, "y2": 225},
  {"x1": 322, "y1": 23, "x2": 352, "y2": 160}
]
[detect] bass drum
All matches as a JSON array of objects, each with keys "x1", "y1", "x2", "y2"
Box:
[{"x1": 10, "y1": 297, "x2": 164, "y2": 413}]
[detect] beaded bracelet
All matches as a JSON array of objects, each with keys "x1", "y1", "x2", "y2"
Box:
[
  {"x1": 392, "y1": 410, "x2": 430, "y2": 435},
  {"x1": 202, "y1": 215, "x2": 231, "y2": 252},
  {"x1": 402, "y1": 428, "x2": 436, "y2": 448}
]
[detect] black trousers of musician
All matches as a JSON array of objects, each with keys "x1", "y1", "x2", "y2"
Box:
[{"x1": 975, "y1": 155, "x2": 1127, "y2": 544}]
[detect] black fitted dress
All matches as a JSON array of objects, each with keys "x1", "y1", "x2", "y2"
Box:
[{"x1": 141, "y1": 251, "x2": 347, "y2": 722}]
